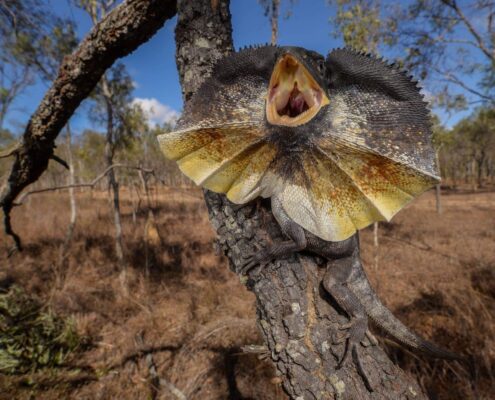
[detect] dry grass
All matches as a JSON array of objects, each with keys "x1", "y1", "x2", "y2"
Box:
[{"x1": 0, "y1": 186, "x2": 494, "y2": 399}]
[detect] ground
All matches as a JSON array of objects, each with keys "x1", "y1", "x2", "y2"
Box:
[{"x1": 0, "y1": 186, "x2": 494, "y2": 399}]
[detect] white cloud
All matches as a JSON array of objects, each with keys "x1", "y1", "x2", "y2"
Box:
[{"x1": 131, "y1": 97, "x2": 180, "y2": 127}]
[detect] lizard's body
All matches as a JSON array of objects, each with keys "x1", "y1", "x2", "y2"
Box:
[
  {"x1": 159, "y1": 45, "x2": 463, "y2": 386},
  {"x1": 241, "y1": 196, "x2": 460, "y2": 365}
]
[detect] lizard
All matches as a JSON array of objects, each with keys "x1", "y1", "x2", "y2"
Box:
[{"x1": 158, "y1": 45, "x2": 462, "y2": 383}]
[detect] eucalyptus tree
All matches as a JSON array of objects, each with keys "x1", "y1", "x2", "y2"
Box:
[
  {"x1": 329, "y1": 0, "x2": 495, "y2": 108},
  {"x1": 0, "y1": 0, "x2": 77, "y2": 130}
]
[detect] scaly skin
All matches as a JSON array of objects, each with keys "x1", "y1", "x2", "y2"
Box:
[{"x1": 240, "y1": 196, "x2": 462, "y2": 387}]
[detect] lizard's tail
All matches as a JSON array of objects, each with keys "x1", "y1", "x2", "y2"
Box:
[{"x1": 349, "y1": 260, "x2": 462, "y2": 360}]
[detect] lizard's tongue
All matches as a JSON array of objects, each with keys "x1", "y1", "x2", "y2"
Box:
[{"x1": 287, "y1": 87, "x2": 308, "y2": 117}]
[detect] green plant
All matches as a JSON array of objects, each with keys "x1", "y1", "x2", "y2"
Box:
[{"x1": 0, "y1": 286, "x2": 83, "y2": 374}]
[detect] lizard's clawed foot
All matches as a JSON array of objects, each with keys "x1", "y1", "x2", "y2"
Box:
[
  {"x1": 334, "y1": 317, "x2": 374, "y2": 391},
  {"x1": 231, "y1": 203, "x2": 251, "y2": 212},
  {"x1": 239, "y1": 248, "x2": 272, "y2": 275},
  {"x1": 333, "y1": 325, "x2": 378, "y2": 348},
  {"x1": 335, "y1": 317, "x2": 367, "y2": 368},
  {"x1": 230, "y1": 198, "x2": 260, "y2": 214}
]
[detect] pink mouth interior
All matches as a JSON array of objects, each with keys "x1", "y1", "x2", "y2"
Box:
[{"x1": 277, "y1": 85, "x2": 309, "y2": 118}]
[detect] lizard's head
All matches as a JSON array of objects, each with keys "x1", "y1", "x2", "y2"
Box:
[{"x1": 266, "y1": 48, "x2": 330, "y2": 127}]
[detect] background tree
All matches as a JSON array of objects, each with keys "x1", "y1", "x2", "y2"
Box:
[
  {"x1": 328, "y1": 0, "x2": 495, "y2": 208},
  {"x1": 0, "y1": 0, "x2": 43, "y2": 130},
  {"x1": 330, "y1": 0, "x2": 494, "y2": 108},
  {"x1": 93, "y1": 63, "x2": 135, "y2": 273},
  {"x1": 258, "y1": 0, "x2": 281, "y2": 44},
  {"x1": 0, "y1": 0, "x2": 176, "y2": 252},
  {"x1": 0, "y1": 0, "x2": 77, "y2": 129},
  {"x1": 258, "y1": 0, "x2": 298, "y2": 44},
  {"x1": 447, "y1": 108, "x2": 495, "y2": 188},
  {"x1": 329, "y1": 0, "x2": 385, "y2": 54},
  {"x1": 77, "y1": 0, "x2": 141, "y2": 278}
]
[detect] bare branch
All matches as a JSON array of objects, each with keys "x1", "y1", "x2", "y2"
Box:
[
  {"x1": 0, "y1": 0, "x2": 177, "y2": 250},
  {"x1": 13, "y1": 164, "x2": 154, "y2": 206},
  {"x1": 431, "y1": 36, "x2": 479, "y2": 48},
  {"x1": 0, "y1": 1, "x2": 18, "y2": 31},
  {"x1": 441, "y1": 0, "x2": 494, "y2": 61},
  {"x1": 50, "y1": 154, "x2": 69, "y2": 170},
  {"x1": 0, "y1": 142, "x2": 20, "y2": 159},
  {"x1": 432, "y1": 65, "x2": 495, "y2": 102}
]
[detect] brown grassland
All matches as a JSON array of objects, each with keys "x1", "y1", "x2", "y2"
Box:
[{"x1": 0, "y1": 186, "x2": 494, "y2": 399}]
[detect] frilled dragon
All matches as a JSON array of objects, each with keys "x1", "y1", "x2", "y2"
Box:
[{"x1": 158, "y1": 45, "x2": 460, "y2": 382}]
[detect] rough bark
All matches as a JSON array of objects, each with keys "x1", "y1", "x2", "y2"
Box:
[
  {"x1": 175, "y1": 0, "x2": 427, "y2": 399},
  {"x1": 0, "y1": 0, "x2": 177, "y2": 249}
]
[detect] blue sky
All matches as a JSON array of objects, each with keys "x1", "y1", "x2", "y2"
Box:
[{"x1": 4, "y1": 0, "x2": 478, "y2": 135}]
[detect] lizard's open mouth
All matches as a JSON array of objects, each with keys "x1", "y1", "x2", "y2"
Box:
[{"x1": 266, "y1": 54, "x2": 329, "y2": 127}]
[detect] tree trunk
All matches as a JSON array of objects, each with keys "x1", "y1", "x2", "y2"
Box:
[
  {"x1": 471, "y1": 159, "x2": 477, "y2": 191},
  {"x1": 271, "y1": 0, "x2": 280, "y2": 45},
  {"x1": 434, "y1": 150, "x2": 442, "y2": 214},
  {"x1": 57, "y1": 123, "x2": 77, "y2": 281},
  {"x1": 139, "y1": 167, "x2": 160, "y2": 277},
  {"x1": 373, "y1": 222, "x2": 379, "y2": 271},
  {"x1": 174, "y1": 1, "x2": 427, "y2": 398},
  {"x1": 102, "y1": 77, "x2": 125, "y2": 272},
  {"x1": 487, "y1": 157, "x2": 493, "y2": 184},
  {"x1": 476, "y1": 150, "x2": 485, "y2": 189}
]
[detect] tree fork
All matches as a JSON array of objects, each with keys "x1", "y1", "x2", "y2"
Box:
[
  {"x1": 0, "y1": 0, "x2": 177, "y2": 249},
  {"x1": 174, "y1": 0, "x2": 427, "y2": 398}
]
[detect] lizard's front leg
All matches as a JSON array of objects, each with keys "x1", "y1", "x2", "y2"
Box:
[
  {"x1": 322, "y1": 255, "x2": 373, "y2": 390},
  {"x1": 239, "y1": 196, "x2": 307, "y2": 274},
  {"x1": 239, "y1": 219, "x2": 307, "y2": 274}
]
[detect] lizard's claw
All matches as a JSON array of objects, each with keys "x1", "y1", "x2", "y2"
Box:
[
  {"x1": 363, "y1": 331, "x2": 378, "y2": 347},
  {"x1": 239, "y1": 248, "x2": 272, "y2": 275},
  {"x1": 333, "y1": 326, "x2": 378, "y2": 348},
  {"x1": 336, "y1": 317, "x2": 367, "y2": 367}
]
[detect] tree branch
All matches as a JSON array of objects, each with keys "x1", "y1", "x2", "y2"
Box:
[
  {"x1": 13, "y1": 164, "x2": 154, "y2": 206},
  {"x1": 431, "y1": 65, "x2": 495, "y2": 102},
  {"x1": 441, "y1": 0, "x2": 494, "y2": 62},
  {"x1": 0, "y1": 0, "x2": 177, "y2": 250},
  {"x1": 0, "y1": 1, "x2": 18, "y2": 31},
  {"x1": 0, "y1": 142, "x2": 21, "y2": 159}
]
